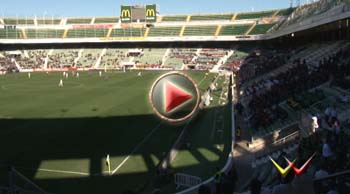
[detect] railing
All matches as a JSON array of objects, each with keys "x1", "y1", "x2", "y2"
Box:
[
  {"x1": 9, "y1": 167, "x2": 48, "y2": 194},
  {"x1": 251, "y1": 130, "x2": 300, "y2": 159},
  {"x1": 313, "y1": 170, "x2": 350, "y2": 194}
]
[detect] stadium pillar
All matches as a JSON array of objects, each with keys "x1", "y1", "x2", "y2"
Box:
[
  {"x1": 180, "y1": 26, "x2": 186, "y2": 36},
  {"x1": 231, "y1": 13, "x2": 237, "y2": 21},
  {"x1": 62, "y1": 29, "x2": 69, "y2": 38},
  {"x1": 21, "y1": 29, "x2": 27, "y2": 39},
  {"x1": 106, "y1": 28, "x2": 113, "y2": 38},
  {"x1": 215, "y1": 25, "x2": 222, "y2": 36},
  {"x1": 144, "y1": 27, "x2": 150, "y2": 38},
  {"x1": 245, "y1": 22, "x2": 256, "y2": 35},
  {"x1": 186, "y1": 15, "x2": 191, "y2": 22}
]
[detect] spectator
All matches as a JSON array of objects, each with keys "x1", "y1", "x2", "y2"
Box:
[
  {"x1": 326, "y1": 181, "x2": 339, "y2": 194},
  {"x1": 331, "y1": 120, "x2": 341, "y2": 135},
  {"x1": 314, "y1": 161, "x2": 329, "y2": 179},
  {"x1": 247, "y1": 178, "x2": 270, "y2": 194},
  {"x1": 322, "y1": 138, "x2": 335, "y2": 164},
  {"x1": 271, "y1": 172, "x2": 296, "y2": 194},
  {"x1": 198, "y1": 184, "x2": 211, "y2": 194}
]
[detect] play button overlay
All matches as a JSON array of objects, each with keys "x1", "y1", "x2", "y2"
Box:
[
  {"x1": 149, "y1": 72, "x2": 200, "y2": 123},
  {"x1": 165, "y1": 81, "x2": 193, "y2": 113}
]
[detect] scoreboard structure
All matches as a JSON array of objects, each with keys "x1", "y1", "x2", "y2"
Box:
[{"x1": 120, "y1": 4, "x2": 157, "y2": 23}]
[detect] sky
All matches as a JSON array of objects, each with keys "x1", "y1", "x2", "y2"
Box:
[{"x1": 0, "y1": 0, "x2": 309, "y2": 17}]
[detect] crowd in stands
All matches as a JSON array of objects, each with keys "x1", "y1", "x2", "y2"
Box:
[
  {"x1": 240, "y1": 45, "x2": 350, "y2": 130},
  {"x1": 16, "y1": 50, "x2": 47, "y2": 69},
  {"x1": 47, "y1": 50, "x2": 78, "y2": 68},
  {"x1": 76, "y1": 50, "x2": 100, "y2": 68},
  {"x1": 0, "y1": 48, "x2": 235, "y2": 71},
  {"x1": 223, "y1": 43, "x2": 350, "y2": 194},
  {"x1": 276, "y1": 0, "x2": 350, "y2": 31},
  {"x1": 100, "y1": 49, "x2": 129, "y2": 68},
  {"x1": 237, "y1": 48, "x2": 296, "y2": 84},
  {"x1": 195, "y1": 49, "x2": 227, "y2": 70},
  {"x1": 168, "y1": 48, "x2": 197, "y2": 65},
  {"x1": 166, "y1": 48, "x2": 230, "y2": 70},
  {"x1": 0, "y1": 57, "x2": 17, "y2": 73}
]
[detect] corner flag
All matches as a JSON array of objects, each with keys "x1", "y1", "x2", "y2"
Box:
[{"x1": 106, "y1": 154, "x2": 111, "y2": 175}]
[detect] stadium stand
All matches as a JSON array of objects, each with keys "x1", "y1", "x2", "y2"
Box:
[
  {"x1": 183, "y1": 25, "x2": 217, "y2": 36},
  {"x1": 15, "y1": 50, "x2": 47, "y2": 69},
  {"x1": 239, "y1": 43, "x2": 350, "y2": 134},
  {"x1": 277, "y1": 8, "x2": 295, "y2": 16},
  {"x1": 190, "y1": 14, "x2": 233, "y2": 21},
  {"x1": 277, "y1": 0, "x2": 350, "y2": 30},
  {"x1": 26, "y1": 29, "x2": 64, "y2": 39},
  {"x1": 220, "y1": 50, "x2": 249, "y2": 71},
  {"x1": 236, "y1": 10, "x2": 276, "y2": 20},
  {"x1": 0, "y1": 53, "x2": 16, "y2": 71},
  {"x1": 134, "y1": 48, "x2": 165, "y2": 68},
  {"x1": 148, "y1": 26, "x2": 182, "y2": 37},
  {"x1": 3, "y1": 18, "x2": 34, "y2": 25},
  {"x1": 76, "y1": 49, "x2": 101, "y2": 68},
  {"x1": 109, "y1": 28, "x2": 146, "y2": 37},
  {"x1": 248, "y1": 23, "x2": 276, "y2": 35},
  {"x1": 161, "y1": 15, "x2": 187, "y2": 22},
  {"x1": 194, "y1": 48, "x2": 227, "y2": 70},
  {"x1": 219, "y1": 24, "x2": 252, "y2": 36},
  {"x1": 99, "y1": 49, "x2": 132, "y2": 68},
  {"x1": 66, "y1": 18, "x2": 92, "y2": 24},
  {"x1": 0, "y1": 28, "x2": 23, "y2": 39},
  {"x1": 66, "y1": 28, "x2": 108, "y2": 38},
  {"x1": 47, "y1": 49, "x2": 79, "y2": 68},
  {"x1": 36, "y1": 18, "x2": 62, "y2": 25},
  {"x1": 94, "y1": 17, "x2": 119, "y2": 24},
  {"x1": 231, "y1": 41, "x2": 350, "y2": 194},
  {"x1": 164, "y1": 48, "x2": 197, "y2": 69}
]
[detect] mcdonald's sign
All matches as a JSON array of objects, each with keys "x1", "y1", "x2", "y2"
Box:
[
  {"x1": 120, "y1": 6, "x2": 131, "y2": 23},
  {"x1": 145, "y1": 4, "x2": 157, "y2": 23}
]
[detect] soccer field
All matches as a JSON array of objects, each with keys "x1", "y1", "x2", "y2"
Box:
[{"x1": 0, "y1": 71, "x2": 231, "y2": 194}]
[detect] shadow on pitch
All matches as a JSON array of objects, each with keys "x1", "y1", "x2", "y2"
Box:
[{"x1": 0, "y1": 102, "x2": 233, "y2": 194}]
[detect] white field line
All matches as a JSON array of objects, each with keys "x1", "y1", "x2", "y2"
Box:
[
  {"x1": 111, "y1": 122, "x2": 163, "y2": 175},
  {"x1": 34, "y1": 168, "x2": 89, "y2": 175},
  {"x1": 7, "y1": 74, "x2": 210, "y2": 177},
  {"x1": 11, "y1": 166, "x2": 90, "y2": 176},
  {"x1": 198, "y1": 76, "x2": 207, "y2": 87}
]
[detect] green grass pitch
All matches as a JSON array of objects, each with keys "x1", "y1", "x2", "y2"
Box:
[{"x1": 0, "y1": 71, "x2": 231, "y2": 194}]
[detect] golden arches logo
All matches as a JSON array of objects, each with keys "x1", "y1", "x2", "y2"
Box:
[
  {"x1": 121, "y1": 9, "x2": 131, "y2": 18},
  {"x1": 146, "y1": 9, "x2": 155, "y2": 17}
]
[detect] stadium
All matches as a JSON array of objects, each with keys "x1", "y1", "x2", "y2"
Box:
[{"x1": 0, "y1": 0, "x2": 350, "y2": 194}]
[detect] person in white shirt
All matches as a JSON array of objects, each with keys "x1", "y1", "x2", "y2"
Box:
[{"x1": 58, "y1": 79, "x2": 63, "y2": 87}]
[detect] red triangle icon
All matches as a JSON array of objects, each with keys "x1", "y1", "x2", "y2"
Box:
[{"x1": 165, "y1": 81, "x2": 193, "y2": 113}]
